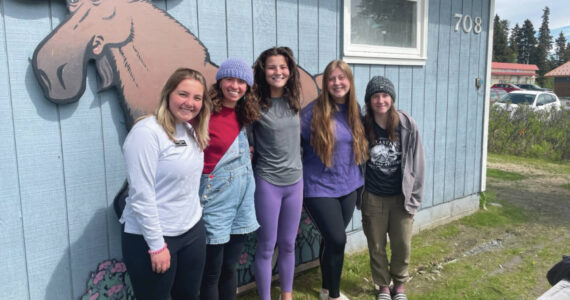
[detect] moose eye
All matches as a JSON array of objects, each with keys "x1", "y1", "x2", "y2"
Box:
[{"x1": 68, "y1": 0, "x2": 78, "y2": 3}]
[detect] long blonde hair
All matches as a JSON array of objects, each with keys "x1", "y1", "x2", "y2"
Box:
[
  {"x1": 154, "y1": 68, "x2": 211, "y2": 150},
  {"x1": 310, "y1": 60, "x2": 368, "y2": 167}
]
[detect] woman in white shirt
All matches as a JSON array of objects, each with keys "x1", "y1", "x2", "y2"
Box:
[{"x1": 120, "y1": 68, "x2": 211, "y2": 300}]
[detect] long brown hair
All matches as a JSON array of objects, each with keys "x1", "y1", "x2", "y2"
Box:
[
  {"x1": 154, "y1": 68, "x2": 211, "y2": 150},
  {"x1": 209, "y1": 81, "x2": 260, "y2": 126},
  {"x1": 364, "y1": 95, "x2": 399, "y2": 143},
  {"x1": 310, "y1": 60, "x2": 368, "y2": 167},
  {"x1": 253, "y1": 47, "x2": 301, "y2": 112}
]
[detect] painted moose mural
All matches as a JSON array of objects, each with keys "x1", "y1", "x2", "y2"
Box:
[{"x1": 32, "y1": 0, "x2": 322, "y2": 296}]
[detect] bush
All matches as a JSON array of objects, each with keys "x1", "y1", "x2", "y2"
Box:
[{"x1": 488, "y1": 106, "x2": 570, "y2": 161}]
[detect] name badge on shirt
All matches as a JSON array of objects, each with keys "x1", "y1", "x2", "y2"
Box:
[{"x1": 174, "y1": 140, "x2": 187, "y2": 147}]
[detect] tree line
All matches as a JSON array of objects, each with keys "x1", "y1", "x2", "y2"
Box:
[{"x1": 493, "y1": 6, "x2": 570, "y2": 86}]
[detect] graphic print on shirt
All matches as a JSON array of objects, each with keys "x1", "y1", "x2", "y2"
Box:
[{"x1": 368, "y1": 137, "x2": 401, "y2": 176}]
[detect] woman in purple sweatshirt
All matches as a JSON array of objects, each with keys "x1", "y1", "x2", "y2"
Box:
[{"x1": 300, "y1": 60, "x2": 368, "y2": 300}]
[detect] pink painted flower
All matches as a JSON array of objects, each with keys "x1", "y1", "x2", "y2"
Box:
[
  {"x1": 93, "y1": 271, "x2": 106, "y2": 285},
  {"x1": 111, "y1": 262, "x2": 126, "y2": 273},
  {"x1": 89, "y1": 292, "x2": 99, "y2": 300},
  {"x1": 239, "y1": 253, "x2": 248, "y2": 264},
  {"x1": 98, "y1": 261, "x2": 112, "y2": 271},
  {"x1": 107, "y1": 284, "x2": 124, "y2": 296}
]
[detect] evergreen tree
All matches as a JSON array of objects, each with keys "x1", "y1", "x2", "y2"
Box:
[
  {"x1": 535, "y1": 7, "x2": 552, "y2": 85},
  {"x1": 516, "y1": 20, "x2": 537, "y2": 64},
  {"x1": 493, "y1": 15, "x2": 512, "y2": 62},
  {"x1": 509, "y1": 24, "x2": 520, "y2": 62},
  {"x1": 566, "y1": 42, "x2": 570, "y2": 62},
  {"x1": 553, "y1": 32, "x2": 567, "y2": 67}
]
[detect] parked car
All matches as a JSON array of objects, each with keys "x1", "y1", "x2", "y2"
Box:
[
  {"x1": 491, "y1": 83, "x2": 521, "y2": 93},
  {"x1": 493, "y1": 90, "x2": 561, "y2": 112},
  {"x1": 515, "y1": 83, "x2": 552, "y2": 92},
  {"x1": 490, "y1": 88, "x2": 507, "y2": 104}
]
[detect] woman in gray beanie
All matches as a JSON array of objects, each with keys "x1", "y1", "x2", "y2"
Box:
[
  {"x1": 361, "y1": 76, "x2": 425, "y2": 300},
  {"x1": 199, "y1": 58, "x2": 260, "y2": 300}
]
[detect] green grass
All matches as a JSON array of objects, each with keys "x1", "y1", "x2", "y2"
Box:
[
  {"x1": 486, "y1": 168, "x2": 525, "y2": 181},
  {"x1": 560, "y1": 183, "x2": 570, "y2": 190},
  {"x1": 488, "y1": 153, "x2": 570, "y2": 174}
]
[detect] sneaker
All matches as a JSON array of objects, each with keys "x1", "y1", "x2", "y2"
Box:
[
  {"x1": 391, "y1": 293, "x2": 408, "y2": 300},
  {"x1": 338, "y1": 292, "x2": 350, "y2": 300},
  {"x1": 319, "y1": 290, "x2": 328, "y2": 300}
]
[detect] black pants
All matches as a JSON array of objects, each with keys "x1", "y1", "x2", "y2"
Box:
[
  {"x1": 122, "y1": 219, "x2": 206, "y2": 300},
  {"x1": 304, "y1": 191, "x2": 357, "y2": 298},
  {"x1": 200, "y1": 234, "x2": 247, "y2": 300}
]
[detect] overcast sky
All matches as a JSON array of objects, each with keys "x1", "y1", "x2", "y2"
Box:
[{"x1": 494, "y1": 0, "x2": 570, "y2": 29}]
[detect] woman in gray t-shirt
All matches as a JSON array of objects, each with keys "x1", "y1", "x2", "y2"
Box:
[{"x1": 251, "y1": 47, "x2": 303, "y2": 300}]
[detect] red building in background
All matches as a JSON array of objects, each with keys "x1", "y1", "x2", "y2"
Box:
[
  {"x1": 491, "y1": 62, "x2": 538, "y2": 85},
  {"x1": 545, "y1": 61, "x2": 570, "y2": 97}
]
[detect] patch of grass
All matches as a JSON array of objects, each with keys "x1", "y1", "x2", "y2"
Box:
[
  {"x1": 459, "y1": 191, "x2": 526, "y2": 229},
  {"x1": 487, "y1": 168, "x2": 525, "y2": 181},
  {"x1": 488, "y1": 153, "x2": 570, "y2": 175},
  {"x1": 560, "y1": 183, "x2": 570, "y2": 190}
]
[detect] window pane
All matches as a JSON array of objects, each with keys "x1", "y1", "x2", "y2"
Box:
[{"x1": 351, "y1": 0, "x2": 417, "y2": 48}]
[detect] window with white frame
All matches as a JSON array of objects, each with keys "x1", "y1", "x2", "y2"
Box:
[{"x1": 343, "y1": 0, "x2": 429, "y2": 65}]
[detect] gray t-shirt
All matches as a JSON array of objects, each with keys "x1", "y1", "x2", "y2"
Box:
[{"x1": 250, "y1": 97, "x2": 302, "y2": 185}]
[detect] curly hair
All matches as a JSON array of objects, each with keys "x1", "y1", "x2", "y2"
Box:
[
  {"x1": 209, "y1": 80, "x2": 260, "y2": 126},
  {"x1": 310, "y1": 60, "x2": 368, "y2": 167},
  {"x1": 253, "y1": 47, "x2": 301, "y2": 112}
]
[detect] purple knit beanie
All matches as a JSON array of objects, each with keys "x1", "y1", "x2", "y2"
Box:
[{"x1": 216, "y1": 58, "x2": 254, "y2": 86}]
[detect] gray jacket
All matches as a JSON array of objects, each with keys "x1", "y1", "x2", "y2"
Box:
[
  {"x1": 398, "y1": 110, "x2": 425, "y2": 215},
  {"x1": 359, "y1": 110, "x2": 425, "y2": 215}
]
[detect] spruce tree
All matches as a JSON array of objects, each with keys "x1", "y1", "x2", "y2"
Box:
[
  {"x1": 553, "y1": 32, "x2": 567, "y2": 67},
  {"x1": 517, "y1": 20, "x2": 537, "y2": 64},
  {"x1": 535, "y1": 7, "x2": 552, "y2": 85},
  {"x1": 493, "y1": 15, "x2": 512, "y2": 62},
  {"x1": 509, "y1": 24, "x2": 520, "y2": 62}
]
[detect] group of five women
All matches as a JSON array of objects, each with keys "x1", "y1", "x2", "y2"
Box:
[{"x1": 120, "y1": 46, "x2": 425, "y2": 300}]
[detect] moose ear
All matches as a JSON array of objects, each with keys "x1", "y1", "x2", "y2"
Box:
[{"x1": 96, "y1": 55, "x2": 114, "y2": 91}]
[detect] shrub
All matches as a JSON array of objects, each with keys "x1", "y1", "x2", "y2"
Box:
[{"x1": 488, "y1": 106, "x2": 570, "y2": 161}]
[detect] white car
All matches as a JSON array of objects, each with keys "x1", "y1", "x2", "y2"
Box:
[{"x1": 493, "y1": 90, "x2": 561, "y2": 112}]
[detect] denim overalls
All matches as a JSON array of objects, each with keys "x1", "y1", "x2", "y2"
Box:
[{"x1": 199, "y1": 129, "x2": 259, "y2": 245}]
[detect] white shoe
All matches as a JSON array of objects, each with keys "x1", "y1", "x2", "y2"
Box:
[{"x1": 320, "y1": 290, "x2": 350, "y2": 300}]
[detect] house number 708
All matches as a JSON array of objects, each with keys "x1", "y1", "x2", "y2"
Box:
[{"x1": 454, "y1": 13, "x2": 482, "y2": 34}]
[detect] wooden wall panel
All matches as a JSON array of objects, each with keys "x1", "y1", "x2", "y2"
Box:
[
  {"x1": 252, "y1": 0, "x2": 276, "y2": 62},
  {"x1": 465, "y1": 0, "x2": 483, "y2": 195},
  {"x1": 298, "y1": 0, "x2": 318, "y2": 75},
  {"x1": 443, "y1": 0, "x2": 463, "y2": 202},
  {"x1": 0, "y1": 3, "x2": 29, "y2": 299},
  {"x1": 227, "y1": 0, "x2": 254, "y2": 61},
  {"x1": 277, "y1": 0, "x2": 299, "y2": 57},
  {"x1": 318, "y1": 0, "x2": 338, "y2": 72},
  {"x1": 411, "y1": 66, "x2": 425, "y2": 138},
  {"x1": 4, "y1": 1, "x2": 72, "y2": 298},
  {"x1": 433, "y1": 0, "x2": 452, "y2": 205},
  {"x1": 167, "y1": 0, "x2": 199, "y2": 41},
  {"x1": 473, "y1": 0, "x2": 488, "y2": 192},
  {"x1": 455, "y1": 0, "x2": 472, "y2": 198},
  {"x1": 197, "y1": 0, "x2": 227, "y2": 64},
  {"x1": 398, "y1": 67, "x2": 413, "y2": 113},
  {"x1": 420, "y1": 0, "x2": 441, "y2": 209}
]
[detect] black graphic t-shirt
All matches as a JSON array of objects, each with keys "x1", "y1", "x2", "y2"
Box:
[{"x1": 365, "y1": 122, "x2": 402, "y2": 196}]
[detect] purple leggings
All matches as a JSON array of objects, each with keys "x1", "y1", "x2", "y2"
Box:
[{"x1": 254, "y1": 175, "x2": 303, "y2": 300}]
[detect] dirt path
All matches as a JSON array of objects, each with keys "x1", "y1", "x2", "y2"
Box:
[{"x1": 406, "y1": 157, "x2": 570, "y2": 299}]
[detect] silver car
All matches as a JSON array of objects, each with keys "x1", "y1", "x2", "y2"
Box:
[{"x1": 494, "y1": 90, "x2": 561, "y2": 112}]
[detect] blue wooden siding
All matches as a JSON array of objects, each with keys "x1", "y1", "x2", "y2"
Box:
[{"x1": 0, "y1": 0, "x2": 490, "y2": 298}]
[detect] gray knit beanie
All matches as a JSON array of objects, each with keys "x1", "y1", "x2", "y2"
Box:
[
  {"x1": 216, "y1": 58, "x2": 254, "y2": 86},
  {"x1": 365, "y1": 76, "x2": 396, "y2": 103}
]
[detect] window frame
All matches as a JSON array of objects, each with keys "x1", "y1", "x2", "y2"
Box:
[{"x1": 342, "y1": 0, "x2": 429, "y2": 66}]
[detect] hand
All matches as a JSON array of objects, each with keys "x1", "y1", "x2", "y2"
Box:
[
  {"x1": 249, "y1": 146, "x2": 254, "y2": 160},
  {"x1": 150, "y1": 248, "x2": 171, "y2": 273}
]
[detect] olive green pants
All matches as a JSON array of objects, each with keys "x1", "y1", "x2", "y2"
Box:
[{"x1": 361, "y1": 191, "x2": 414, "y2": 287}]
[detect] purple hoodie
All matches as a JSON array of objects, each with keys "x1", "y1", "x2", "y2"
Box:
[{"x1": 300, "y1": 101, "x2": 364, "y2": 197}]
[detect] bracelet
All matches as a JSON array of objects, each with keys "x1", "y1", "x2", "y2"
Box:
[{"x1": 148, "y1": 243, "x2": 168, "y2": 255}]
